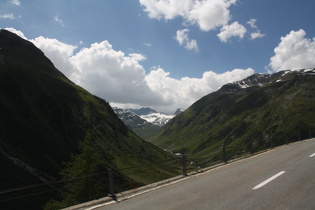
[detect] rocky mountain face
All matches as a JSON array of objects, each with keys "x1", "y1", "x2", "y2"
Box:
[
  {"x1": 174, "y1": 108, "x2": 185, "y2": 115},
  {"x1": 113, "y1": 107, "x2": 175, "y2": 140},
  {"x1": 0, "y1": 29, "x2": 176, "y2": 209},
  {"x1": 150, "y1": 69, "x2": 315, "y2": 164},
  {"x1": 127, "y1": 107, "x2": 175, "y2": 126}
]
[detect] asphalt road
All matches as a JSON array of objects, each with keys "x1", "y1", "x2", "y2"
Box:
[{"x1": 91, "y1": 139, "x2": 315, "y2": 210}]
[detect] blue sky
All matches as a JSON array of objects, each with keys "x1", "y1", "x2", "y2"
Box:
[{"x1": 1, "y1": 0, "x2": 315, "y2": 113}]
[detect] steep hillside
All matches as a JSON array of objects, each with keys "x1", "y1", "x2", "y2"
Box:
[
  {"x1": 0, "y1": 30, "x2": 176, "y2": 209},
  {"x1": 151, "y1": 69, "x2": 315, "y2": 164}
]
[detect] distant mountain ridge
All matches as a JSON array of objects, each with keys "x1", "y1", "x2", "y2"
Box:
[
  {"x1": 150, "y1": 69, "x2": 315, "y2": 164},
  {"x1": 222, "y1": 69, "x2": 315, "y2": 92},
  {"x1": 113, "y1": 107, "x2": 176, "y2": 140}
]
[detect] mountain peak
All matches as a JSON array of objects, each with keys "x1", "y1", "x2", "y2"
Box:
[
  {"x1": 0, "y1": 29, "x2": 56, "y2": 71},
  {"x1": 151, "y1": 69, "x2": 315, "y2": 164},
  {"x1": 174, "y1": 108, "x2": 185, "y2": 115},
  {"x1": 221, "y1": 69, "x2": 315, "y2": 93}
]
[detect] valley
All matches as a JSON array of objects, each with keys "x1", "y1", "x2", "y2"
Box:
[{"x1": 1, "y1": 28, "x2": 314, "y2": 209}]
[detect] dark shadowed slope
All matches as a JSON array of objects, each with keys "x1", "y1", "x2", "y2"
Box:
[{"x1": 0, "y1": 29, "x2": 176, "y2": 209}]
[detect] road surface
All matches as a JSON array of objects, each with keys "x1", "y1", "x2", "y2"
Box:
[{"x1": 91, "y1": 139, "x2": 315, "y2": 210}]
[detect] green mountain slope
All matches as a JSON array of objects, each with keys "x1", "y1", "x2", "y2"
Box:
[
  {"x1": 150, "y1": 70, "x2": 315, "y2": 164},
  {"x1": 0, "y1": 30, "x2": 176, "y2": 209}
]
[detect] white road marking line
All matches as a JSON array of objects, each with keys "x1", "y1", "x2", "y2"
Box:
[
  {"x1": 310, "y1": 153, "x2": 315, "y2": 157},
  {"x1": 252, "y1": 171, "x2": 286, "y2": 190}
]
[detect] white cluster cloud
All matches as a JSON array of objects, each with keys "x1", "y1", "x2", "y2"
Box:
[
  {"x1": 1, "y1": 1, "x2": 20, "y2": 20},
  {"x1": 140, "y1": 0, "x2": 264, "y2": 45},
  {"x1": 217, "y1": 19, "x2": 265, "y2": 43},
  {"x1": 145, "y1": 67, "x2": 254, "y2": 112},
  {"x1": 246, "y1": 19, "x2": 256, "y2": 29},
  {"x1": 0, "y1": 13, "x2": 15, "y2": 19},
  {"x1": 247, "y1": 19, "x2": 265, "y2": 40},
  {"x1": 144, "y1": 42, "x2": 152, "y2": 47},
  {"x1": 175, "y1": 29, "x2": 198, "y2": 52},
  {"x1": 139, "y1": 0, "x2": 236, "y2": 31},
  {"x1": 250, "y1": 32, "x2": 265, "y2": 40},
  {"x1": 129, "y1": 53, "x2": 147, "y2": 62},
  {"x1": 217, "y1": 21, "x2": 246, "y2": 43},
  {"x1": 268, "y1": 29, "x2": 315, "y2": 72},
  {"x1": 6, "y1": 27, "x2": 254, "y2": 114},
  {"x1": 54, "y1": 16, "x2": 65, "y2": 27},
  {"x1": 69, "y1": 41, "x2": 164, "y2": 106},
  {"x1": 10, "y1": 0, "x2": 21, "y2": 6}
]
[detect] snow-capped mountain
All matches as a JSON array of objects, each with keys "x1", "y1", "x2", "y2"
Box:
[
  {"x1": 113, "y1": 107, "x2": 175, "y2": 127},
  {"x1": 112, "y1": 107, "x2": 177, "y2": 140},
  {"x1": 113, "y1": 107, "x2": 150, "y2": 128},
  {"x1": 221, "y1": 68, "x2": 315, "y2": 93},
  {"x1": 140, "y1": 112, "x2": 175, "y2": 127}
]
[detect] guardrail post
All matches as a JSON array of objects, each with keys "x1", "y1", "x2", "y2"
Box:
[
  {"x1": 108, "y1": 168, "x2": 116, "y2": 200},
  {"x1": 223, "y1": 145, "x2": 227, "y2": 164},
  {"x1": 182, "y1": 155, "x2": 187, "y2": 176}
]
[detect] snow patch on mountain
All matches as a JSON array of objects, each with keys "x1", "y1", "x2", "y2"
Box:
[
  {"x1": 224, "y1": 69, "x2": 315, "y2": 92},
  {"x1": 113, "y1": 107, "x2": 177, "y2": 127},
  {"x1": 140, "y1": 113, "x2": 174, "y2": 127}
]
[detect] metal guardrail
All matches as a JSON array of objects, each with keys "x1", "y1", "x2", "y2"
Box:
[
  {"x1": 1, "y1": 131, "x2": 313, "y2": 204},
  {"x1": 0, "y1": 156, "x2": 187, "y2": 204}
]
